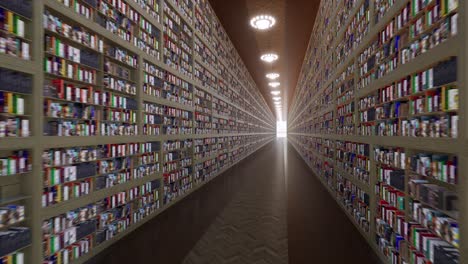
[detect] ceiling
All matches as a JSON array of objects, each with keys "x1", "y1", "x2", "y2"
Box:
[{"x1": 208, "y1": 0, "x2": 320, "y2": 120}]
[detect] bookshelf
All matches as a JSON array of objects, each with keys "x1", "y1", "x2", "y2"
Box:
[
  {"x1": 289, "y1": 0, "x2": 465, "y2": 263},
  {"x1": 0, "y1": 0, "x2": 275, "y2": 263}
]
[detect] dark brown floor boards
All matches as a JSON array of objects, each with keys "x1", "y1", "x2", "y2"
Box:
[{"x1": 86, "y1": 139, "x2": 380, "y2": 264}]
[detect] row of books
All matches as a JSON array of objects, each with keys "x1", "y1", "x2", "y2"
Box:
[
  {"x1": 0, "y1": 205, "x2": 25, "y2": 227},
  {"x1": 45, "y1": 35, "x2": 100, "y2": 69},
  {"x1": 0, "y1": 227, "x2": 30, "y2": 260},
  {"x1": 43, "y1": 178, "x2": 161, "y2": 263},
  {"x1": 0, "y1": 150, "x2": 31, "y2": 176},
  {"x1": 0, "y1": 6, "x2": 30, "y2": 60},
  {"x1": 359, "y1": 3, "x2": 458, "y2": 90},
  {"x1": 46, "y1": 0, "x2": 272, "y2": 124},
  {"x1": 410, "y1": 153, "x2": 457, "y2": 184}
]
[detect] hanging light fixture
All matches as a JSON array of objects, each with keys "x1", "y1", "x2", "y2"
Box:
[
  {"x1": 269, "y1": 82, "x2": 280, "y2": 88},
  {"x1": 250, "y1": 15, "x2": 276, "y2": 30},
  {"x1": 261, "y1": 53, "x2": 279, "y2": 63},
  {"x1": 266, "y1": 73, "x2": 280, "y2": 80}
]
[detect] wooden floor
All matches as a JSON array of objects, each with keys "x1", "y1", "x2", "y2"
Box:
[{"x1": 86, "y1": 138, "x2": 380, "y2": 264}]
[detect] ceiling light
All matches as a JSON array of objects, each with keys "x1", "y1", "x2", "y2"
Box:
[
  {"x1": 261, "y1": 53, "x2": 278, "y2": 63},
  {"x1": 269, "y1": 82, "x2": 280, "y2": 88},
  {"x1": 271, "y1": 91, "x2": 281, "y2": 95},
  {"x1": 274, "y1": 101, "x2": 281, "y2": 105},
  {"x1": 250, "y1": 15, "x2": 276, "y2": 30},
  {"x1": 273, "y1": 97, "x2": 281, "y2": 101},
  {"x1": 266, "y1": 73, "x2": 280, "y2": 80}
]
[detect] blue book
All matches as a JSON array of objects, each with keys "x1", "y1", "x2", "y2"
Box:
[
  {"x1": 0, "y1": 8, "x2": 5, "y2": 30},
  {"x1": 395, "y1": 102, "x2": 401, "y2": 117},
  {"x1": 0, "y1": 91, "x2": 4, "y2": 112}
]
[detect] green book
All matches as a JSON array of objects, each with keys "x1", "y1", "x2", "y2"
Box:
[
  {"x1": 55, "y1": 38, "x2": 60, "y2": 56},
  {"x1": 398, "y1": 196, "x2": 405, "y2": 210},
  {"x1": 13, "y1": 14, "x2": 18, "y2": 35}
]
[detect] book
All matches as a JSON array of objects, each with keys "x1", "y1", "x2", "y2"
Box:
[{"x1": 447, "y1": 88, "x2": 458, "y2": 110}]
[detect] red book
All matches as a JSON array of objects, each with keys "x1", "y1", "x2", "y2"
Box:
[{"x1": 52, "y1": 79, "x2": 65, "y2": 99}]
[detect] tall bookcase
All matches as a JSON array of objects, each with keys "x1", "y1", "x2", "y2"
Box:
[
  {"x1": 289, "y1": 0, "x2": 465, "y2": 263},
  {"x1": 0, "y1": 0, "x2": 276, "y2": 263}
]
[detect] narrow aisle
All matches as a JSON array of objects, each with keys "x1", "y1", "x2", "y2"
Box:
[
  {"x1": 183, "y1": 138, "x2": 288, "y2": 264},
  {"x1": 286, "y1": 140, "x2": 380, "y2": 264},
  {"x1": 88, "y1": 139, "x2": 380, "y2": 264}
]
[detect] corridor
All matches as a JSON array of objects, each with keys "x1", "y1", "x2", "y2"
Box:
[{"x1": 87, "y1": 139, "x2": 379, "y2": 264}]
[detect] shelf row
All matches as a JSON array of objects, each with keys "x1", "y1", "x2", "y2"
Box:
[{"x1": 289, "y1": 134, "x2": 460, "y2": 264}]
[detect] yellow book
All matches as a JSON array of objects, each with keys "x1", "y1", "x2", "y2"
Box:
[
  {"x1": 441, "y1": 86, "x2": 446, "y2": 110},
  {"x1": 57, "y1": 185, "x2": 62, "y2": 202},
  {"x1": 441, "y1": 0, "x2": 447, "y2": 15},
  {"x1": 60, "y1": 59, "x2": 66, "y2": 76},
  {"x1": 57, "y1": 251, "x2": 62, "y2": 264},
  {"x1": 6, "y1": 93, "x2": 13, "y2": 113},
  {"x1": 6, "y1": 255, "x2": 12, "y2": 264},
  {"x1": 6, "y1": 11, "x2": 13, "y2": 33}
]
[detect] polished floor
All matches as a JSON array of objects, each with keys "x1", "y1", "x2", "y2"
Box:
[{"x1": 87, "y1": 139, "x2": 380, "y2": 264}]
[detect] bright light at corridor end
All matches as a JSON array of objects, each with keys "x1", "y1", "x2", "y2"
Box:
[
  {"x1": 250, "y1": 15, "x2": 276, "y2": 30},
  {"x1": 277, "y1": 121, "x2": 287, "y2": 138}
]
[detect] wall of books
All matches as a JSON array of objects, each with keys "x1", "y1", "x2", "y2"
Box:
[
  {"x1": 0, "y1": 0, "x2": 275, "y2": 263},
  {"x1": 288, "y1": 0, "x2": 465, "y2": 263}
]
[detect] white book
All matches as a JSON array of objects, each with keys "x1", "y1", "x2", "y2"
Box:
[
  {"x1": 0, "y1": 38, "x2": 6, "y2": 54},
  {"x1": 19, "y1": 156, "x2": 25, "y2": 172},
  {"x1": 54, "y1": 235, "x2": 61, "y2": 252},
  {"x1": 448, "y1": 89, "x2": 459, "y2": 110},
  {"x1": 42, "y1": 194, "x2": 47, "y2": 207},
  {"x1": 428, "y1": 68, "x2": 433, "y2": 89},
  {"x1": 9, "y1": 159, "x2": 16, "y2": 174},
  {"x1": 66, "y1": 85, "x2": 72, "y2": 101},
  {"x1": 99, "y1": 40, "x2": 104, "y2": 53},
  {"x1": 448, "y1": 0, "x2": 459, "y2": 12},
  {"x1": 74, "y1": 47, "x2": 80, "y2": 63},
  {"x1": 17, "y1": 19, "x2": 25, "y2": 38},
  {"x1": 48, "y1": 192, "x2": 53, "y2": 205},
  {"x1": 53, "y1": 59, "x2": 59, "y2": 73},
  {"x1": 67, "y1": 64, "x2": 73, "y2": 78},
  {"x1": 70, "y1": 166, "x2": 77, "y2": 181},
  {"x1": 63, "y1": 249, "x2": 69, "y2": 264},
  {"x1": 451, "y1": 13, "x2": 458, "y2": 36},
  {"x1": 54, "y1": 216, "x2": 61, "y2": 234},
  {"x1": 63, "y1": 185, "x2": 69, "y2": 201},
  {"x1": 90, "y1": 35, "x2": 96, "y2": 49},
  {"x1": 54, "y1": 150, "x2": 61, "y2": 166},
  {"x1": 82, "y1": 89, "x2": 88, "y2": 103},
  {"x1": 59, "y1": 42, "x2": 65, "y2": 57},
  {"x1": 16, "y1": 97, "x2": 24, "y2": 115},
  {"x1": 16, "y1": 252, "x2": 24, "y2": 264},
  {"x1": 451, "y1": 115, "x2": 458, "y2": 138}
]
